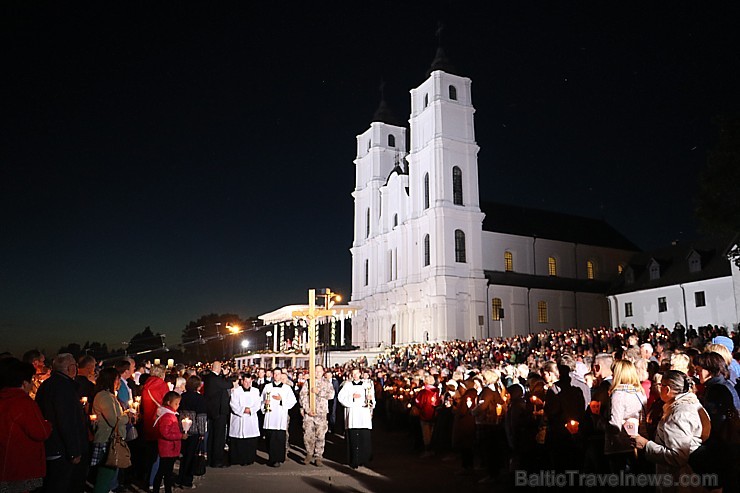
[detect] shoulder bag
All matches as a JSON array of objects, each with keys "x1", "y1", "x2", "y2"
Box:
[{"x1": 101, "y1": 401, "x2": 132, "y2": 469}]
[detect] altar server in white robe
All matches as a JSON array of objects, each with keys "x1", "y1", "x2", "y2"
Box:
[
  {"x1": 338, "y1": 368, "x2": 374, "y2": 469},
  {"x1": 229, "y1": 373, "x2": 261, "y2": 465},
  {"x1": 261, "y1": 368, "x2": 297, "y2": 467}
]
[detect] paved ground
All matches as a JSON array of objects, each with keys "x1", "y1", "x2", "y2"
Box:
[{"x1": 178, "y1": 420, "x2": 498, "y2": 493}]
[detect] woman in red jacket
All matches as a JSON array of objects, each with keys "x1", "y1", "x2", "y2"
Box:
[
  {"x1": 141, "y1": 365, "x2": 169, "y2": 489},
  {"x1": 0, "y1": 359, "x2": 53, "y2": 493},
  {"x1": 152, "y1": 391, "x2": 187, "y2": 493}
]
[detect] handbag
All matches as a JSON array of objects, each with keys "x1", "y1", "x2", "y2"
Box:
[
  {"x1": 104, "y1": 414, "x2": 132, "y2": 469},
  {"x1": 193, "y1": 436, "x2": 207, "y2": 476},
  {"x1": 125, "y1": 423, "x2": 138, "y2": 441}
]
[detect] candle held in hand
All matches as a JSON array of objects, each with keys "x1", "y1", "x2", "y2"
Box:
[{"x1": 181, "y1": 417, "x2": 192, "y2": 434}]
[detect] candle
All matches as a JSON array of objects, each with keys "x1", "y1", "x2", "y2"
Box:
[
  {"x1": 128, "y1": 399, "x2": 134, "y2": 409},
  {"x1": 623, "y1": 418, "x2": 639, "y2": 436},
  {"x1": 89, "y1": 414, "x2": 98, "y2": 422},
  {"x1": 496, "y1": 404, "x2": 503, "y2": 416},
  {"x1": 565, "y1": 419, "x2": 579, "y2": 435},
  {"x1": 135, "y1": 396, "x2": 141, "y2": 403},
  {"x1": 154, "y1": 358, "x2": 161, "y2": 366},
  {"x1": 81, "y1": 397, "x2": 88, "y2": 405},
  {"x1": 466, "y1": 397, "x2": 473, "y2": 408},
  {"x1": 167, "y1": 359, "x2": 174, "y2": 368},
  {"x1": 589, "y1": 400, "x2": 601, "y2": 415},
  {"x1": 181, "y1": 417, "x2": 192, "y2": 434}
]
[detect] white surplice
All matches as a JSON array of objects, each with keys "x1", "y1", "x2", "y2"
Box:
[
  {"x1": 261, "y1": 382, "x2": 296, "y2": 430},
  {"x1": 338, "y1": 379, "x2": 374, "y2": 429},
  {"x1": 229, "y1": 385, "x2": 261, "y2": 438}
]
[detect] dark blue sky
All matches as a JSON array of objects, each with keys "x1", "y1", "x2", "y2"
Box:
[{"x1": 2, "y1": 1, "x2": 739, "y2": 356}]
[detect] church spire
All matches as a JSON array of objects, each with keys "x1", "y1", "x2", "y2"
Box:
[
  {"x1": 371, "y1": 78, "x2": 402, "y2": 126},
  {"x1": 427, "y1": 22, "x2": 456, "y2": 77}
]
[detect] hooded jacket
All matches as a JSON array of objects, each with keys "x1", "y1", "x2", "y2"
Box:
[
  {"x1": 645, "y1": 392, "x2": 708, "y2": 493},
  {"x1": 154, "y1": 406, "x2": 182, "y2": 458}
]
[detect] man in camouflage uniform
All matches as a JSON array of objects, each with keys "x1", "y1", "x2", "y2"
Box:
[{"x1": 299, "y1": 365, "x2": 335, "y2": 466}]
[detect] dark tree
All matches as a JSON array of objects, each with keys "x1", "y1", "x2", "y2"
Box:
[{"x1": 696, "y1": 115, "x2": 740, "y2": 267}]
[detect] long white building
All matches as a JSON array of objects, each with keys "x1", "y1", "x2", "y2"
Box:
[
  {"x1": 349, "y1": 51, "x2": 640, "y2": 347},
  {"x1": 608, "y1": 236, "x2": 740, "y2": 330}
]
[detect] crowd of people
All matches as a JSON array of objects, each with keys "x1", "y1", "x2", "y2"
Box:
[{"x1": 0, "y1": 323, "x2": 738, "y2": 493}]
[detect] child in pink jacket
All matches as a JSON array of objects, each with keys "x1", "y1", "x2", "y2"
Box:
[{"x1": 153, "y1": 391, "x2": 187, "y2": 493}]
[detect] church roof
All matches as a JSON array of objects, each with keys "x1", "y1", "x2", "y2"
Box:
[
  {"x1": 608, "y1": 235, "x2": 737, "y2": 295},
  {"x1": 485, "y1": 271, "x2": 611, "y2": 294},
  {"x1": 480, "y1": 201, "x2": 640, "y2": 251}
]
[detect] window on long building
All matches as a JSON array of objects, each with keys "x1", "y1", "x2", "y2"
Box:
[
  {"x1": 491, "y1": 298, "x2": 502, "y2": 321},
  {"x1": 537, "y1": 301, "x2": 548, "y2": 323},
  {"x1": 504, "y1": 251, "x2": 513, "y2": 272}
]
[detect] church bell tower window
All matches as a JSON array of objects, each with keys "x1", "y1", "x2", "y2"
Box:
[
  {"x1": 455, "y1": 230, "x2": 466, "y2": 263},
  {"x1": 423, "y1": 234, "x2": 430, "y2": 267},
  {"x1": 424, "y1": 173, "x2": 430, "y2": 209},
  {"x1": 452, "y1": 166, "x2": 463, "y2": 205}
]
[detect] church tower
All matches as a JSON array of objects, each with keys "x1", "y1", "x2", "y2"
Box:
[
  {"x1": 350, "y1": 50, "x2": 488, "y2": 346},
  {"x1": 403, "y1": 48, "x2": 488, "y2": 341}
]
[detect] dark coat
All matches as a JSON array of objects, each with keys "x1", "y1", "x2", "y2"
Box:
[
  {"x1": 452, "y1": 387, "x2": 477, "y2": 449},
  {"x1": 203, "y1": 371, "x2": 231, "y2": 419},
  {"x1": 35, "y1": 371, "x2": 88, "y2": 460}
]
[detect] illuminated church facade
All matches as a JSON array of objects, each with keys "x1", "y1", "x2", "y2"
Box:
[{"x1": 349, "y1": 52, "x2": 640, "y2": 346}]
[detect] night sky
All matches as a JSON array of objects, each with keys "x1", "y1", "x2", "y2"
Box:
[{"x1": 2, "y1": 1, "x2": 739, "y2": 357}]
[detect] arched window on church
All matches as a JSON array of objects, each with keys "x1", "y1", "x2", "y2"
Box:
[
  {"x1": 424, "y1": 173, "x2": 430, "y2": 209},
  {"x1": 388, "y1": 134, "x2": 395, "y2": 147},
  {"x1": 455, "y1": 230, "x2": 466, "y2": 263},
  {"x1": 452, "y1": 166, "x2": 463, "y2": 205},
  {"x1": 393, "y1": 214, "x2": 398, "y2": 228},
  {"x1": 586, "y1": 260, "x2": 595, "y2": 280},
  {"x1": 538, "y1": 301, "x2": 548, "y2": 323},
  {"x1": 424, "y1": 94, "x2": 429, "y2": 108},
  {"x1": 364, "y1": 259, "x2": 369, "y2": 286},
  {"x1": 504, "y1": 251, "x2": 513, "y2": 272},
  {"x1": 491, "y1": 298, "x2": 502, "y2": 321},
  {"x1": 449, "y1": 85, "x2": 457, "y2": 101},
  {"x1": 548, "y1": 256, "x2": 557, "y2": 276},
  {"x1": 423, "y1": 234, "x2": 430, "y2": 266},
  {"x1": 365, "y1": 208, "x2": 370, "y2": 238},
  {"x1": 368, "y1": 139, "x2": 371, "y2": 150}
]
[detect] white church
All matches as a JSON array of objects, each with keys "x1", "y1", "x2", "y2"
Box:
[{"x1": 349, "y1": 50, "x2": 644, "y2": 347}]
